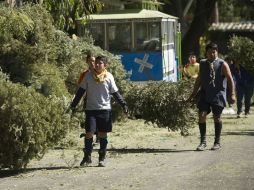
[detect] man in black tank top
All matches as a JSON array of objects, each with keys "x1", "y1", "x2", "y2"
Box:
[{"x1": 187, "y1": 43, "x2": 236, "y2": 151}]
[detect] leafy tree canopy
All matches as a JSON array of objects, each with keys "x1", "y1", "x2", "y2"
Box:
[
  {"x1": 4, "y1": 0, "x2": 103, "y2": 34},
  {"x1": 218, "y1": 0, "x2": 254, "y2": 22},
  {"x1": 228, "y1": 36, "x2": 254, "y2": 76}
]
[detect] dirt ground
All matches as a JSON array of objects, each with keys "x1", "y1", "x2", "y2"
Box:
[{"x1": 1, "y1": 108, "x2": 254, "y2": 190}]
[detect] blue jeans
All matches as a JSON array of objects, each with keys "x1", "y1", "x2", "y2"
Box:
[{"x1": 236, "y1": 82, "x2": 254, "y2": 114}]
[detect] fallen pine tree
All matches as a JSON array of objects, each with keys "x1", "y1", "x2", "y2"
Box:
[
  {"x1": 0, "y1": 71, "x2": 73, "y2": 169},
  {"x1": 125, "y1": 81, "x2": 197, "y2": 136}
]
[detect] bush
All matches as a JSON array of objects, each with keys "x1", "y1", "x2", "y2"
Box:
[
  {"x1": 125, "y1": 81, "x2": 197, "y2": 135},
  {"x1": 29, "y1": 63, "x2": 70, "y2": 97},
  {"x1": 0, "y1": 5, "x2": 56, "y2": 84},
  {"x1": 228, "y1": 36, "x2": 254, "y2": 75},
  {"x1": 0, "y1": 4, "x2": 127, "y2": 96},
  {"x1": 0, "y1": 71, "x2": 72, "y2": 169},
  {"x1": 0, "y1": 4, "x2": 128, "y2": 169}
]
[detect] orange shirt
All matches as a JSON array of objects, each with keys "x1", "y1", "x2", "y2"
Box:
[{"x1": 77, "y1": 69, "x2": 89, "y2": 85}]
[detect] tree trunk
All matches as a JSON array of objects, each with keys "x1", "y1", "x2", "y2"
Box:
[
  {"x1": 174, "y1": 0, "x2": 189, "y2": 36},
  {"x1": 6, "y1": 0, "x2": 15, "y2": 7},
  {"x1": 6, "y1": 0, "x2": 22, "y2": 7},
  {"x1": 182, "y1": 0, "x2": 217, "y2": 64},
  {"x1": 212, "y1": 2, "x2": 219, "y2": 23}
]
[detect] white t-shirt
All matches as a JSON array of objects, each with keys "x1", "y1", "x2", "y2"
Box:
[{"x1": 79, "y1": 72, "x2": 118, "y2": 110}]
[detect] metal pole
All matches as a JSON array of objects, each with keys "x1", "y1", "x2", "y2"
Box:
[{"x1": 177, "y1": 23, "x2": 182, "y2": 80}]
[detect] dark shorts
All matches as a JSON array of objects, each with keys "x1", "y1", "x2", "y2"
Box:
[
  {"x1": 198, "y1": 99, "x2": 224, "y2": 116},
  {"x1": 85, "y1": 110, "x2": 112, "y2": 133}
]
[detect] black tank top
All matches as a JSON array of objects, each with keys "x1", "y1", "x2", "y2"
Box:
[{"x1": 199, "y1": 58, "x2": 227, "y2": 107}]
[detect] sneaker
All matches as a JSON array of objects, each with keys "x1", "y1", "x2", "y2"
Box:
[
  {"x1": 223, "y1": 107, "x2": 235, "y2": 115},
  {"x1": 98, "y1": 160, "x2": 106, "y2": 167},
  {"x1": 196, "y1": 143, "x2": 207, "y2": 151},
  {"x1": 211, "y1": 143, "x2": 221, "y2": 150},
  {"x1": 98, "y1": 151, "x2": 106, "y2": 167},
  {"x1": 80, "y1": 155, "x2": 92, "y2": 166},
  {"x1": 228, "y1": 107, "x2": 235, "y2": 115},
  {"x1": 245, "y1": 112, "x2": 250, "y2": 118},
  {"x1": 237, "y1": 113, "x2": 242, "y2": 118}
]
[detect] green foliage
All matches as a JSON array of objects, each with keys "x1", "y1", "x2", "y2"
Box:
[
  {"x1": 21, "y1": 0, "x2": 103, "y2": 33},
  {"x1": 0, "y1": 70, "x2": 73, "y2": 169},
  {"x1": 124, "y1": 0, "x2": 161, "y2": 10},
  {"x1": 0, "y1": 4, "x2": 127, "y2": 96},
  {"x1": 29, "y1": 63, "x2": 70, "y2": 97},
  {"x1": 218, "y1": 0, "x2": 254, "y2": 22},
  {"x1": 0, "y1": 4, "x2": 54, "y2": 43},
  {"x1": 0, "y1": 6, "x2": 34, "y2": 42},
  {"x1": 125, "y1": 81, "x2": 197, "y2": 135},
  {"x1": 228, "y1": 36, "x2": 254, "y2": 75},
  {"x1": 0, "y1": 4, "x2": 128, "y2": 169},
  {"x1": 0, "y1": 5, "x2": 56, "y2": 85}
]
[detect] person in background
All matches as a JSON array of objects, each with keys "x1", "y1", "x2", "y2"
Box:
[
  {"x1": 77, "y1": 52, "x2": 99, "y2": 142},
  {"x1": 187, "y1": 42, "x2": 235, "y2": 151},
  {"x1": 222, "y1": 56, "x2": 236, "y2": 115},
  {"x1": 77, "y1": 52, "x2": 100, "y2": 144},
  {"x1": 78, "y1": 52, "x2": 95, "y2": 85},
  {"x1": 230, "y1": 60, "x2": 254, "y2": 118},
  {"x1": 183, "y1": 52, "x2": 200, "y2": 80},
  {"x1": 70, "y1": 55, "x2": 128, "y2": 167}
]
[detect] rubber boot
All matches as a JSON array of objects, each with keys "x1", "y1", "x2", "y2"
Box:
[
  {"x1": 80, "y1": 148, "x2": 92, "y2": 166},
  {"x1": 80, "y1": 138, "x2": 93, "y2": 166}
]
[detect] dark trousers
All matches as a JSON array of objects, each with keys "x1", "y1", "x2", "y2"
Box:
[{"x1": 236, "y1": 83, "x2": 254, "y2": 114}]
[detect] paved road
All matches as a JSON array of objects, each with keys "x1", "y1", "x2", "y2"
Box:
[{"x1": 0, "y1": 118, "x2": 254, "y2": 190}]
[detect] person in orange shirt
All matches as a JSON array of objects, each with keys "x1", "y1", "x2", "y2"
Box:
[
  {"x1": 78, "y1": 53, "x2": 96, "y2": 84},
  {"x1": 78, "y1": 52, "x2": 99, "y2": 143}
]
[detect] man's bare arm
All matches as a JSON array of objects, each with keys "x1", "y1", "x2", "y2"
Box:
[
  {"x1": 222, "y1": 62, "x2": 236, "y2": 104},
  {"x1": 187, "y1": 72, "x2": 201, "y2": 101}
]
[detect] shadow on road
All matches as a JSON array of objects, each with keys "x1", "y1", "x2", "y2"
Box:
[
  {"x1": 0, "y1": 166, "x2": 80, "y2": 178},
  {"x1": 106, "y1": 148, "x2": 194, "y2": 154},
  {"x1": 223, "y1": 130, "x2": 254, "y2": 136}
]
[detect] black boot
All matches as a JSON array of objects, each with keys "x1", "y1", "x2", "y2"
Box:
[
  {"x1": 211, "y1": 122, "x2": 222, "y2": 150},
  {"x1": 80, "y1": 138, "x2": 93, "y2": 166},
  {"x1": 98, "y1": 137, "x2": 107, "y2": 167},
  {"x1": 98, "y1": 150, "x2": 106, "y2": 167},
  {"x1": 80, "y1": 148, "x2": 92, "y2": 166},
  {"x1": 196, "y1": 123, "x2": 207, "y2": 151}
]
